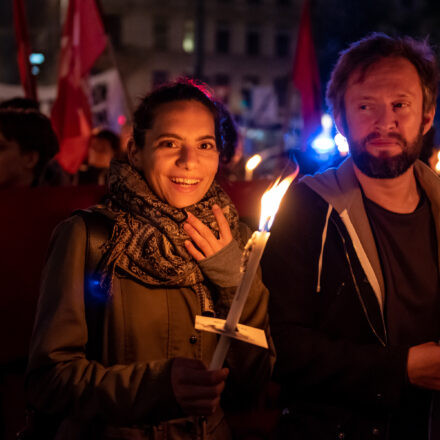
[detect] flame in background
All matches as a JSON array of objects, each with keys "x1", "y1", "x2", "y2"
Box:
[
  {"x1": 435, "y1": 151, "x2": 440, "y2": 174},
  {"x1": 259, "y1": 170, "x2": 298, "y2": 231}
]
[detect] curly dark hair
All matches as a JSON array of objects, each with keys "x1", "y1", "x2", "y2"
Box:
[
  {"x1": 0, "y1": 108, "x2": 59, "y2": 185},
  {"x1": 326, "y1": 33, "x2": 438, "y2": 118},
  {"x1": 132, "y1": 78, "x2": 238, "y2": 164}
]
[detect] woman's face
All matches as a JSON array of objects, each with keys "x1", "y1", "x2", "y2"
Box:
[{"x1": 130, "y1": 100, "x2": 219, "y2": 208}]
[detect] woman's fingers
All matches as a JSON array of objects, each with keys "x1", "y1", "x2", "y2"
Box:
[
  {"x1": 184, "y1": 239, "x2": 205, "y2": 262},
  {"x1": 184, "y1": 206, "x2": 233, "y2": 260},
  {"x1": 212, "y1": 204, "x2": 232, "y2": 242},
  {"x1": 184, "y1": 222, "x2": 214, "y2": 257}
]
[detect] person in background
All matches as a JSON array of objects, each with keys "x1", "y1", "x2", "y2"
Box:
[
  {"x1": 263, "y1": 33, "x2": 440, "y2": 439},
  {"x1": 0, "y1": 108, "x2": 59, "y2": 189},
  {"x1": 0, "y1": 97, "x2": 40, "y2": 111},
  {"x1": 26, "y1": 79, "x2": 273, "y2": 439},
  {"x1": 75, "y1": 128, "x2": 121, "y2": 185}
]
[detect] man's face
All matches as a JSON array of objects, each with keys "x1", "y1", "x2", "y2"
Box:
[
  {"x1": 340, "y1": 57, "x2": 434, "y2": 178},
  {"x1": 0, "y1": 131, "x2": 36, "y2": 189}
]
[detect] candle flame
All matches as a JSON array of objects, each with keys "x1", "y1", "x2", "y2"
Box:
[
  {"x1": 259, "y1": 171, "x2": 297, "y2": 231},
  {"x1": 246, "y1": 154, "x2": 262, "y2": 171},
  {"x1": 435, "y1": 151, "x2": 440, "y2": 174}
]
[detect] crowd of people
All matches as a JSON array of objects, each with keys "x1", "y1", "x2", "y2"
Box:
[{"x1": 1, "y1": 32, "x2": 440, "y2": 440}]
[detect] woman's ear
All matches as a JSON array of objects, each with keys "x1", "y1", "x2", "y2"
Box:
[{"x1": 127, "y1": 139, "x2": 141, "y2": 168}]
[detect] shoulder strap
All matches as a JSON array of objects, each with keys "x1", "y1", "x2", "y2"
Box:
[{"x1": 73, "y1": 209, "x2": 114, "y2": 360}]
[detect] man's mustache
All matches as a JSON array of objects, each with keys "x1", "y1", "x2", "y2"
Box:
[{"x1": 362, "y1": 131, "x2": 406, "y2": 146}]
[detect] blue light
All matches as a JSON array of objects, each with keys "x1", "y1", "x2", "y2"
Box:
[
  {"x1": 29, "y1": 53, "x2": 45, "y2": 65},
  {"x1": 311, "y1": 134, "x2": 336, "y2": 155}
]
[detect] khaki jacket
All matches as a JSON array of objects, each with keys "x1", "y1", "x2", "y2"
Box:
[{"x1": 26, "y1": 213, "x2": 274, "y2": 440}]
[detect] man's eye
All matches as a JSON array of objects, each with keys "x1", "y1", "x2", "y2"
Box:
[
  {"x1": 393, "y1": 102, "x2": 408, "y2": 109},
  {"x1": 359, "y1": 104, "x2": 370, "y2": 110}
]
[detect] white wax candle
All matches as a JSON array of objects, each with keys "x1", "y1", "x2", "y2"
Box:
[{"x1": 209, "y1": 230, "x2": 270, "y2": 370}]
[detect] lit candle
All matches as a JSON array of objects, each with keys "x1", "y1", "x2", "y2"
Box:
[{"x1": 208, "y1": 172, "x2": 297, "y2": 369}]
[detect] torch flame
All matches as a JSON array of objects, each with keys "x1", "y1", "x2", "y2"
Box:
[
  {"x1": 259, "y1": 171, "x2": 297, "y2": 231},
  {"x1": 435, "y1": 151, "x2": 440, "y2": 174}
]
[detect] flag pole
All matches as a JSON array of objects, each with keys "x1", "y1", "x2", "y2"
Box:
[
  {"x1": 94, "y1": 0, "x2": 134, "y2": 119},
  {"x1": 13, "y1": 0, "x2": 38, "y2": 101}
]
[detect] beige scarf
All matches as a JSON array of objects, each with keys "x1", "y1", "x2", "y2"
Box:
[{"x1": 94, "y1": 160, "x2": 242, "y2": 315}]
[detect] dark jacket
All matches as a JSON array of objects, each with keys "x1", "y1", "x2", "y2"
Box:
[
  {"x1": 262, "y1": 158, "x2": 440, "y2": 439},
  {"x1": 26, "y1": 210, "x2": 274, "y2": 440}
]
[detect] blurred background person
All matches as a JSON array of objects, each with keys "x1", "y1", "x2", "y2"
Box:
[
  {"x1": 0, "y1": 108, "x2": 59, "y2": 190},
  {"x1": 74, "y1": 127, "x2": 121, "y2": 185}
]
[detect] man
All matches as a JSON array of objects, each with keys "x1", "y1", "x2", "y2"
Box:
[
  {"x1": 262, "y1": 33, "x2": 440, "y2": 439},
  {"x1": 0, "y1": 108, "x2": 59, "y2": 189}
]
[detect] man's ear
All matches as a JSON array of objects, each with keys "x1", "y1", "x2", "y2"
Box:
[
  {"x1": 334, "y1": 112, "x2": 347, "y2": 138},
  {"x1": 127, "y1": 139, "x2": 141, "y2": 168},
  {"x1": 422, "y1": 107, "x2": 435, "y2": 135}
]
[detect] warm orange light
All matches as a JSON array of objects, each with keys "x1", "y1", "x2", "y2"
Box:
[
  {"x1": 435, "y1": 151, "x2": 440, "y2": 174},
  {"x1": 259, "y1": 171, "x2": 297, "y2": 231}
]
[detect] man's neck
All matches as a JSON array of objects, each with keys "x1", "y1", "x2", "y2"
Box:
[{"x1": 353, "y1": 163, "x2": 420, "y2": 213}]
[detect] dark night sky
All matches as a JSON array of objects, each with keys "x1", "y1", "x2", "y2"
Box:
[{"x1": 312, "y1": 0, "x2": 440, "y2": 102}]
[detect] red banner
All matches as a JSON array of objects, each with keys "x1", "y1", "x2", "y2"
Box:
[{"x1": 51, "y1": 0, "x2": 107, "y2": 174}]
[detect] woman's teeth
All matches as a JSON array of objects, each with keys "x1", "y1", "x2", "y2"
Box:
[{"x1": 170, "y1": 177, "x2": 200, "y2": 185}]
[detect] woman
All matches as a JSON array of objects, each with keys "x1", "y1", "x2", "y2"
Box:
[{"x1": 26, "y1": 79, "x2": 273, "y2": 439}]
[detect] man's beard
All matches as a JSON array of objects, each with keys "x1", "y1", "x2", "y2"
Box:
[{"x1": 348, "y1": 127, "x2": 424, "y2": 179}]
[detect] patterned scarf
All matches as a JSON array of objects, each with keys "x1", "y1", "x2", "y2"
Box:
[{"x1": 93, "y1": 160, "x2": 242, "y2": 315}]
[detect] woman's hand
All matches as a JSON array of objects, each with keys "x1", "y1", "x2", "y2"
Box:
[
  {"x1": 184, "y1": 204, "x2": 233, "y2": 261},
  {"x1": 171, "y1": 357, "x2": 229, "y2": 416}
]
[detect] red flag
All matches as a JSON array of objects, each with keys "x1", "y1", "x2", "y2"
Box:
[
  {"x1": 51, "y1": 0, "x2": 107, "y2": 174},
  {"x1": 292, "y1": 0, "x2": 321, "y2": 148},
  {"x1": 13, "y1": 0, "x2": 37, "y2": 101}
]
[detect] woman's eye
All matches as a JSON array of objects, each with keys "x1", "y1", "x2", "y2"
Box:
[
  {"x1": 159, "y1": 140, "x2": 177, "y2": 148},
  {"x1": 199, "y1": 142, "x2": 216, "y2": 150}
]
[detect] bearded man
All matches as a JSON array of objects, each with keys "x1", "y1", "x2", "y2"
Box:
[{"x1": 262, "y1": 33, "x2": 440, "y2": 440}]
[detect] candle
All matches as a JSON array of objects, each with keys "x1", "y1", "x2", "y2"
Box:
[{"x1": 207, "y1": 171, "x2": 298, "y2": 370}]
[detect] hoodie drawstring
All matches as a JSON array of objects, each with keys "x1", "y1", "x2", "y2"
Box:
[{"x1": 316, "y1": 205, "x2": 333, "y2": 293}]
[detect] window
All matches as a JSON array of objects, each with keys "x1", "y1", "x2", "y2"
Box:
[
  {"x1": 275, "y1": 32, "x2": 290, "y2": 57},
  {"x1": 153, "y1": 17, "x2": 168, "y2": 51},
  {"x1": 152, "y1": 70, "x2": 169, "y2": 89},
  {"x1": 241, "y1": 75, "x2": 260, "y2": 109},
  {"x1": 182, "y1": 19, "x2": 195, "y2": 53},
  {"x1": 273, "y1": 75, "x2": 289, "y2": 108},
  {"x1": 246, "y1": 28, "x2": 261, "y2": 56},
  {"x1": 216, "y1": 23, "x2": 230, "y2": 54}
]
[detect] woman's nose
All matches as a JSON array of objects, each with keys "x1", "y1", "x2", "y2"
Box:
[{"x1": 176, "y1": 146, "x2": 198, "y2": 169}]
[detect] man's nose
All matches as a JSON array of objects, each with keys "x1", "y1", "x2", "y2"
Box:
[
  {"x1": 374, "y1": 105, "x2": 398, "y2": 131},
  {"x1": 176, "y1": 145, "x2": 198, "y2": 169}
]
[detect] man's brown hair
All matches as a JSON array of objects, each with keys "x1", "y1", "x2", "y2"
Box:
[{"x1": 326, "y1": 33, "x2": 438, "y2": 119}]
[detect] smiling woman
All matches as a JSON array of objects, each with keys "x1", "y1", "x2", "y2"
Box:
[{"x1": 26, "y1": 79, "x2": 274, "y2": 440}]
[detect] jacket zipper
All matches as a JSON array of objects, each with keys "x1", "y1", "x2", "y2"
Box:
[{"x1": 333, "y1": 219, "x2": 388, "y2": 347}]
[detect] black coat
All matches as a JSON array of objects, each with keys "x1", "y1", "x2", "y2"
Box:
[{"x1": 262, "y1": 158, "x2": 440, "y2": 440}]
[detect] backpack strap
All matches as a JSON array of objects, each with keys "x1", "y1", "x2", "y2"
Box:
[
  {"x1": 74, "y1": 209, "x2": 114, "y2": 360},
  {"x1": 74, "y1": 208, "x2": 113, "y2": 278}
]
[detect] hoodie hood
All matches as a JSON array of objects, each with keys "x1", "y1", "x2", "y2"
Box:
[{"x1": 300, "y1": 157, "x2": 385, "y2": 311}]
